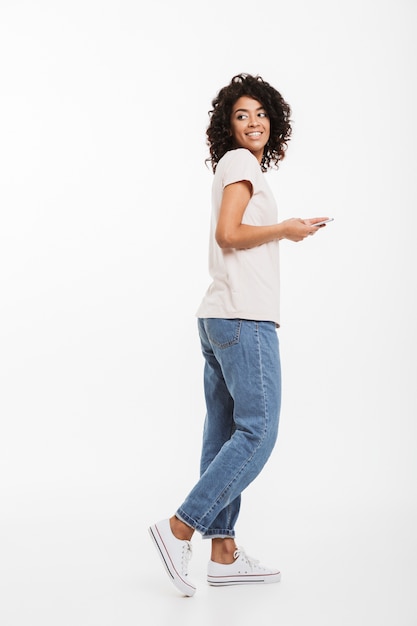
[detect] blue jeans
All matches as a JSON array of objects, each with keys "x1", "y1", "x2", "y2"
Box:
[{"x1": 176, "y1": 318, "x2": 281, "y2": 538}]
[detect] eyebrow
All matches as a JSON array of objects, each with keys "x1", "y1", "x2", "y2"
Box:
[{"x1": 233, "y1": 106, "x2": 265, "y2": 114}]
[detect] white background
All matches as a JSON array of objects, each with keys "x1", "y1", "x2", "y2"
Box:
[{"x1": 1, "y1": 1, "x2": 416, "y2": 624}]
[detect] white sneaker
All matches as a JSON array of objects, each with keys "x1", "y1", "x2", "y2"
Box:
[
  {"x1": 148, "y1": 519, "x2": 196, "y2": 596},
  {"x1": 207, "y1": 547, "x2": 281, "y2": 586}
]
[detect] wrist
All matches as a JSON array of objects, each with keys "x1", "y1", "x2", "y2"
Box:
[{"x1": 276, "y1": 222, "x2": 287, "y2": 240}]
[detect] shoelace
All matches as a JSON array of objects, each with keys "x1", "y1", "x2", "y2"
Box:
[
  {"x1": 181, "y1": 541, "x2": 193, "y2": 575},
  {"x1": 233, "y1": 547, "x2": 260, "y2": 570}
]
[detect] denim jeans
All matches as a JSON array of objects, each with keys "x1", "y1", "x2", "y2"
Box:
[{"x1": 176, "y1": 318, "x2": 281, "y2": 538}]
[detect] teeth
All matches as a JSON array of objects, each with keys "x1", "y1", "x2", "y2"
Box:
[{"x1": 247, "y1": 132, "x2": 261, "y2": 137}]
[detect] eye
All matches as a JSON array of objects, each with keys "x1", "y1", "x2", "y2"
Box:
[
  {"x1": 236, "y1": 113, "x2": 248, "y2": 120},
  {"x1": 258, "y1": 111, "x2": 268, "y2": 118}
]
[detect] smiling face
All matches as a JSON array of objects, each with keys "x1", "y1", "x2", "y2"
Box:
[{"x1": 230, "y1": 96, "x2": 271, "y2": 163}]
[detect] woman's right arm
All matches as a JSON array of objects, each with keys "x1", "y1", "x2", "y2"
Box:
[{"x1": 215, "y1": 181, "x2": 329, "y2": 249}]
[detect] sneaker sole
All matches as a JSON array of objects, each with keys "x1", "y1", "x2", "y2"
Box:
[
  {"x1": 207, "y1": 571, "x2": 281, "y2": 586},
  {"x1": 148, "y1": 523, "x2": 196, "y2": 597}
]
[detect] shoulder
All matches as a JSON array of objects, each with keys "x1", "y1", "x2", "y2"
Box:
[
  {"x1": 218, "y1": 148, "x2": 258, "y2": 168},
  {"x1": 216, "y1": 149, "x2": 260, "y2": 181}
]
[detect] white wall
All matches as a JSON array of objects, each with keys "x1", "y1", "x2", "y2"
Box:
[{"x1": 1, "y1": 1, "x2": 416, "y2": 624}]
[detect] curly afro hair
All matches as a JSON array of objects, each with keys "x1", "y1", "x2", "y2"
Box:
[{"x1": 206, "y1": 73, "x2": 292, "y2": 173}]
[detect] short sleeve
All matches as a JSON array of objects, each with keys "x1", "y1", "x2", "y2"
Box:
[{"x1": 222, "y1": 149, "x2": 259, "y2": 189}]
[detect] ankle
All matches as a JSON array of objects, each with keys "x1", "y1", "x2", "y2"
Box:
[
  {"x1": 211, "y1": 537, "x2": 237, "y2": 564},
  {"x1": 169, "y1": 515, "x2": 194, "y2": 541}
]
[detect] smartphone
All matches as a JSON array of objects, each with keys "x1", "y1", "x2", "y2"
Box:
[{"x1": 313, "y1": 218, "x2": 334, "y2": 227}]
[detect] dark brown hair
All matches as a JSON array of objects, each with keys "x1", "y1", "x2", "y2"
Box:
[{"x1": 206, "y1": 73, "x2": 292, "y2": 173}]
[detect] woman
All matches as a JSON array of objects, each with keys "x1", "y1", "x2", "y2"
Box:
[{"x1": 149, "y1": 73, "x2": 329, "y2": 597}]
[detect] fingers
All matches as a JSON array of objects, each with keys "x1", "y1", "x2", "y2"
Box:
[{"x1": 306, "y1": 217, "x2": 329, "y2": 226}]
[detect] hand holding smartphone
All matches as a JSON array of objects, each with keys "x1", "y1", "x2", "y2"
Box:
[{"x1": 312, "y1": 218, "x2": 334, "y2": 227}]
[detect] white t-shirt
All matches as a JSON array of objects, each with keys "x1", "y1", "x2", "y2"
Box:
[{"x1": 196, "y1": 148, "x2": 281, "y2": 326}]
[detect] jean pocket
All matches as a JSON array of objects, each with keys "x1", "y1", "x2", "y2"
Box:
[{"x1": 205, "y1": 318, "x2": 242, "y2": 349}]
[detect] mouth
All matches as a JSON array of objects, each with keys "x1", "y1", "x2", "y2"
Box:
[{"x1": 246, "y1": 131, "x2": 262, "y2": 138}]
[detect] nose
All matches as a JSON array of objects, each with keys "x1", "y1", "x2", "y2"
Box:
[{"x1": 248, "y1": 116, "x2": 259, "y2": 127}]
